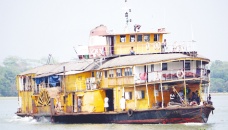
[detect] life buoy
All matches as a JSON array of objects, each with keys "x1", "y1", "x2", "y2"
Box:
[
  {"x1": 177, "y1": 70, "x2": 184, "y2": 78},
  {"x1": 190, "y1": 101, "x2": 197, "y2": 106},
  {"x1": 127, "y1": 109, "x2": 134, "y2": 117}
]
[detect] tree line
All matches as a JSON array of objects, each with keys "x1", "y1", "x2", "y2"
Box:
[
  {"x1": 0, "y1": 56, "x2": 48, "y2": 96},
  {"x1": 0, "y1": 57, "x2": 227, "y2": 96},
  {"x1": 210, "y1": 60, "x2": 228, "y2": 92}
]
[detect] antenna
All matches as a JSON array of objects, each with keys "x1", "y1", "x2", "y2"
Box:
[
  {"x1": 191, "y1": 24, "x2": 196, "y2": 42},
  {"x1": 73, "y1": 46, "x2": 79, "y2": 60},
  {"x1": 46, "y1": 54, "x2": 54, "y2": 64},
  {"x1": 123, "y1": 0, "x2": 132, "y2": 32}
]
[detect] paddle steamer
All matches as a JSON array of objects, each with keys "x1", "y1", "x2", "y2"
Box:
[{"x1": 15, "y1": 0, "x2": 214, "y2": 124}]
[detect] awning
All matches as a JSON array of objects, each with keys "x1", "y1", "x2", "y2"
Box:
[
  {"x1": 57, "y1": 71, "x2": 85, "y2": 76},
  {"x1": 34, "y1": 72, "x2": 58, "y2": 78}
]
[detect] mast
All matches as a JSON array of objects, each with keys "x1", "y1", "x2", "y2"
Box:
[{"x1": 123, "y1": 0, "x2": 132, "y2": 32}]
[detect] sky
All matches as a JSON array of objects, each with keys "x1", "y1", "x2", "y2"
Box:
[{"x1": 0, "y1": 0, "x2": 228, "y2": 63}]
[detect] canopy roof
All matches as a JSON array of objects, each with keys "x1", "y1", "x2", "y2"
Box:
[
  {"x1": 99, "y1": 53, "x2": 209, "y2": 69},
  {"x1": 19, "y1": 53, "x2": 209, "y2": 76}
]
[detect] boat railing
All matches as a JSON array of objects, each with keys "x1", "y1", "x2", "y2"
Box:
[
  {"x1": 135, "y1": 67, "x2": 209, "y2": 83},
  {"x1": 88, "y1": 41, "x2": 196, "y2": 58},
  {"x1": 31, "y1": 67, "x2": 209, "y2": 93},
  {"x1": 107, "y1": 76, "x2": 134, "y2": 86},
  {"x1": 104, "y1": 68, "x2": 209, "y2": 87}
]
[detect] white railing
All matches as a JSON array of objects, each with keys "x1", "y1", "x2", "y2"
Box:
[
  {"x1": 87, "y1": 41, "x2": 196, "y2": 58},
  {"x1": 135, "y1": 67, "x2": 209, "y2": 83}
]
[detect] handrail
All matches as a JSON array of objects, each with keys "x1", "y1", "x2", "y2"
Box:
[
  {"x1": 87, "y1": 41, "x2": 196, "y2": 58},
  {"x1": 30, "y1": 67, "x2": 209, "y2": 94}
]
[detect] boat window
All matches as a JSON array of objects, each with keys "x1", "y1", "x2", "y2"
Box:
[
  {"x1": 109, "y1": 70, "x2": 114, "y2": 78},
  {"x1": 120, "y1": 35, "x2": 126, "y2": 42},
  {"x1": 44, "y1": 77, "x2": 48, "y2": 88},
  {"x1": 144, "y1": 34, "x2": 150, "y2": 42},
  {"x1": 137, "y1": 35, "x2": 142, "y2": 42},
  {"x1": 125, "y1": 92, "x2": 132, "y2": 100},
  {"x1": 154, "y1": 34, "x2": 160, "y2": 41},
  {"x1": 130, "y1": 35, "x2": 135, "y2": 42},
  {"x1": 151, "y1": 64, "x2": 154, "y2": 72},
  {"x1": 136, "y1": 91, "x2": 145, "y2": 99},
  {"x1": 185, "y1": 61, "x2": 191, "y2": 70},
  {"x1": 162, "y1": 63, "x2": 167, "y2": 71},
  {"x1": 92, "y1": 72, "x2": 94, "y2": 77},
  {"x1": 104, "y1": 70, "x2": 108, "y2": 78},
  {"x1": 86, "y1": 78, "x2": 91, "y2": 90},
  {"x1": 116, "y1": 69, "x2": 122, "y2": 77},
  {"x1": 96, "y1": 71, "x2": 102, "y2": 78},
  {"x1": 124, "y1": 68, "x2": 132, "y2": 76}
]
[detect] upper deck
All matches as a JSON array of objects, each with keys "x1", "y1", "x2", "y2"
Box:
[{"x1": 77, "y1": 25, "x2": 196, "y2": 59}]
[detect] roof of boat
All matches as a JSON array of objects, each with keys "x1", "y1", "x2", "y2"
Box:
[
  {"x1": 18, "y1": 59, "x2": 99, "y2": 76},
  {"x1": 18, "y1": 53, "x2": 209, "y2": 76},
  {"x1": 101, "y1": 31, "x2": 170, "y2": 36},
  {"x1": 99, "y1": 53, "x2": 209, "y2": 69}
]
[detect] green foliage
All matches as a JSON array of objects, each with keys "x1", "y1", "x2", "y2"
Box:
[
  {"x1": 0, "y1": 57, "x2": 26, "y2": 96},
  {"x1": 0, "y1": 56, "x2": 58, "y2": 96},
  {"x1": 210, "y1": 60, "x2": 228, "y2": 92}
]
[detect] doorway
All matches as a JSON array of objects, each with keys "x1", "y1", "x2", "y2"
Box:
[
  {"x1": 110, "y1": 36, "x2": 114, "y2": 55},
  {"x1": 73, "y1": 94, "x2": 76, "y2": 112},
  {"x1": 105, "y1": 89, "x2": 114, "y2": 111}
]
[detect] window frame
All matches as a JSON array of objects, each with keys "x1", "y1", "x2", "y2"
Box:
[
  {"x1": 120, "y1": 35, "x2": 126, "y2": 42},
  {"x1": 137, "y1": 35, "x2": 142, "y2": 42},
  {"x1": 162, "y1": 63, "x2": 168, "y2": 71},
  {"x1": 125, "y1": 91, "x2": 133, "y2": 100},
  {"x1": 116, "y1": 68, "x2": 122, "y2": 77},
  {"x1": 151, "y1": 64, "x2": 154, "y2": 72},
  {"x1": 96, "y1": 71, "x2": 101, "y2": 79},
  {"x1": 154, "y1": 34, "x2": 160, "y2": 42},
  {"x1": 144, "y1": 34, "x2": 150, "y2": 42},
  {"x1": 185, "y1": 61, "x2": 191, "y2": 70},
  {"x1": 130, "y1": 35, "x2": 135, "y2": 42},
  {"x1": 124, "y1": 67, "x2": 133, "y2": 76},
  {"x1": 109, "y1": 69, "x2": 114, "y2": 78},
  {"x1": 104, "y1": 70, "x2": 108, "y2": 78},
  {"x1": 136, "y1": 90, "x2": 145, "y2": 99}
]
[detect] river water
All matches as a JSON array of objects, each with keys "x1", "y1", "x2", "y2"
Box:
[{"x1": 0, "y1": 94, "x2": 227, "y2": 130}]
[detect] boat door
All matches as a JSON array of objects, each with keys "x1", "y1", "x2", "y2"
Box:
[
  {"x1": 105, "y1": 89, "x2": 114, "y2": 111},
  {"x1": 110, "y1": 36, "x2": 114, "y2": 55},
  {"x1": 73, "y1": 94, "x2": 77, "y2": 112}
]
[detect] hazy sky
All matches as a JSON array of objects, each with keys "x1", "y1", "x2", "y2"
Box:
[{"x1": 0, "y1": 0, "x2": 227, "y2": 63}]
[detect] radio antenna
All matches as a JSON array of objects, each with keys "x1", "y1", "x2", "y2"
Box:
[{"x1": 123, "y1": 0, "x2": 132, "y2": 32}]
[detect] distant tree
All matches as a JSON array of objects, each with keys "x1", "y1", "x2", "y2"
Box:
[
  {"x1": 210, "y1": 60, "x2": 228, "y2": 92},
  {"x1": 0, "y1": 56, "x2": 58, "y2": 96},
  {"x1": 0, "y1": 57, "x2": 33, "y2": 96}
]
